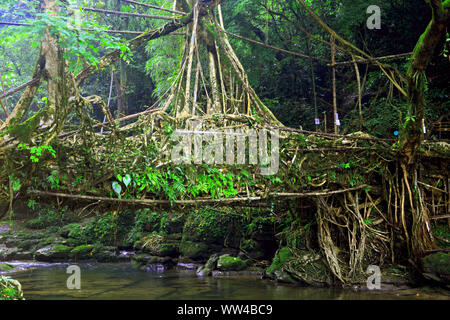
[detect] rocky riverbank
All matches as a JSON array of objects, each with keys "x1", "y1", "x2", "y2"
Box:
[{"x1": 1, "y1": 203, "x2": 449, "y2": 291}]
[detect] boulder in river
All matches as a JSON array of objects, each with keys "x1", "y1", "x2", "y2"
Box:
[
  {"x1": 70, "y1": 244, "x2": 94, "y2": 260},
  {"x1": 196, "y1": 253, "x2": 220, "y2": 276},
  {"x1": 135, "y1": 233, "x2": 179, "y2": 257},
  {"x1": 35, "y1": 245, "x2": 72, "y2": 262},
  {"x1": 217, "y1": 254, "x2": 248, "y2": 271},
  {"x1": 422, "y1": 252, "x2": 450, "y2": 285},
  {"x1": 265, "y1": 247, "x2": 332, "y2": 286},
  {"x1": 179, "y1": 240, "x2": 220, "y2": 261}
]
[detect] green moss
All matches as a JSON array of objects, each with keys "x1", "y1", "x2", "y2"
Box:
[
  {"x1": 25, "y1": 218, "x2": 43, "y2": 230},
  {"x1": 217, "y1": 255, "x2": 247, "y2": 271},
  {"x1": 179, "y1": 240, "x2": 211, "y2": 260},
  {"x1": 267, "y1": 247, "x2": 292, "y2": 275},
  {"x1": 53, "y1": 245, "x2": 71, "y2": 254},
  {"x1": 5, "y1": 107, "x2": 48, "y2": 143},
  {"x1": 423, "y1": 252, "x2": 450, "y2": 275},
  {"x1": 0, "y1": 263, "x2": 14, "y2": 272},
  {"x1": 138, "y1": 233, "x2": 179, "y2": 257},
  {"x1": 39, "y1": 237, "x2": 55, "y2": 247},
  {"x1": 70, "y1": 244, "x2": 94, "y2": 259}
]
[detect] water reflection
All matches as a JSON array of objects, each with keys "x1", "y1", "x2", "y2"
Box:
[{"x1": 6, "y1": 262, "x2": 450, "y2": 300}]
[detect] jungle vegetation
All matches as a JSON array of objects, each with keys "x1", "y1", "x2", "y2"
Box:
[{"x1": 0, "y1": 0, "x2": 449, "y2": 289}]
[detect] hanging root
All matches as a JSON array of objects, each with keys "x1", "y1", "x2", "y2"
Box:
[
  {"x1": 400, "y1": 163, "x2": 435, "y2": 258},
  {"x1": 316, "y1": 188, "x2": 391, "y2": 284}
]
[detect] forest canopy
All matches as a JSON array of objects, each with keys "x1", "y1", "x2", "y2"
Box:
[{"x1": 0, "y1": 0, "x2": 448, "y2": 135}]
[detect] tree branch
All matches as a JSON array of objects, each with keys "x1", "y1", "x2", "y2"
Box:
[{"x1": 75, "y1": 0, "x2": 227, "y2": 86}]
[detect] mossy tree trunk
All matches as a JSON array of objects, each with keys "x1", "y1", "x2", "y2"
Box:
[
  {"x1": 401, "y1": 0, "x2": 450, "y2": 162},
  {"x1": 41, "y1": 0, "x2": 71, "y2": 143},
  {"x1": 400, "y1": 0, "x2": 449, "y2": 259},
  {"x1": 0, "y1": 0, "x2": 68, "y2": 148}
]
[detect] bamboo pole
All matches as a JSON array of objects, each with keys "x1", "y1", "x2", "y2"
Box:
[
  {"x1": 80, "y1": 7, "x2": 176, "y2": 20},
  {"x1": 331, "y1": 35, "x2": 338, "y2": 134},
  {"x1": 298, "y1": 0, "x2": 407, "y2": 97},
  {"x1": 269, "y1": 125, "x2": 395, "y2": 142},
  {"x1": 218, "y1": 29, "x2": 329, "y2": 62},
  {"x1": 121, "y1": 0, "x2": 187, "y2": 15},
  {"x1": 352, "y1": 56, "x2": 363, "y2": 130},
  {"x1": 101, "y1": 69, "x2": 115, "y2": 135},
  {"x1": 331, "y1": 52, "x2": 413, "y2": 66},
  {"x1": 30, "y1": 185, "x2": 369, "y2": 207},
  {"x1": 215, "y1": 41, "x2": 227, "y2": 114},
  {"x1": 183, "y1": 1, "x2": 199, "y2": 115},
  {"x1": 192, "y1": 61, "x2": 200, "y2": 115},
  {"x1": 305, "y1": 38, "x2": 318, "y2": 131}
]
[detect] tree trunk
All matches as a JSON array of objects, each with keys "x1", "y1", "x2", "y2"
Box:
[
  {"x1": 401, "y1": 0, "x2": 449, "y2": 163},
  {"x1": 40, "y1": 0, "x2": 70, "y2": 144},
  {"x1": 400, "y1": 0, "x2": 449, "y2": 259}
]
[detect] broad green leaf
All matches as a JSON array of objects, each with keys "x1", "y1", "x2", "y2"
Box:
[
  {"x1": 123, "y1": 174, "x2": 131, "y2": 188},
  {"x1": 112, "y1": 181, "x2": 122, "y2": 197}
]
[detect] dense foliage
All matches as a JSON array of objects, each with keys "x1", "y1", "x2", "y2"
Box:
[
  {"x1": 0, "y1": 0, "x2": 449, "y2": 293},
  {"x1": 1, "y1": 0, "x2": 448, "y2": 136}
]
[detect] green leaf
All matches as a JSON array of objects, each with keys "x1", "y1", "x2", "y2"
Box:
[
  {"x1": 123, "y1": 174, "x2": 131, "y2": 188},
  {"x1": 112, "y1": 181, "x2": 122, "y2": 198},
  {"x1": 9, "y1": 174, "x2": 21, "y2": 192}
]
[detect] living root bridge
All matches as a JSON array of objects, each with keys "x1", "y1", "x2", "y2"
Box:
[{"x1": 30, "y1": 185, "x2": 369, "y2": 207}]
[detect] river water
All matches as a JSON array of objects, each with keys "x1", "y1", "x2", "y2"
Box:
[{"x1": 4, "y1": 262, "x2": 449, "y2": 300}]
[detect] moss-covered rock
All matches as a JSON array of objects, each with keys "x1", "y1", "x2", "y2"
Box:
[
  {"x1": 265, "y1": 247, "x2": 296, "y2": 284},
  {"x1": 0, "y1": 246, "x2": 19, "y2": 261},
  {"x1": 35, "y1": 245, "x2": 72, "y2": 261},
  {"x1": 265, "y1": 246, "x2": 332, "y2": 286},
  {"x1": 130, "y1": 253, "x2": 152, "y2": 268},
  {"x1": 217, "y1": 254, "x2": 248, "y2": 271},
  {"x1": 135, "y1": 233, "x2": 179, "y2": 257},
  {"x1": 240, "y1": 239, "x2": 265, "y2": 260},
  {"x1": 380, "y1": 267, "x2": 412, "y2": 287},
  {"x1": 17, "y1": 239, "x2": 39, "y2": 251},
  {"x1": 197, "y1": 253, "x2": 220, "y2": 276},
  {"x1": 54, "y1": 245, "x2": 72, "y2": 254},
  {"x1": 14, "y1": 251, "x2": 34, "y2": 260},
  {"x1": 70, "y1": 245, "x2": 94, "y2": 260},
  {"x1": 179, "y1": 240, "x2": 217, "y2": 261},
  {"x1": 130, "y1": 254, "x2": 175, "y2": 270},
  {"x1": 266, "y1": 247, "x2": 292, "y2": 275},
  {"x1": 38, "y1": 235, "x2": 61, "y2": 248},
  {"x1": 94, "y1": 247, "x2": 117, "y2": 262},
  {"x1": 284, "y1": 250, "x2": 332, "y2": 286},
  {"x1": 423, "y1": 252, "x2": 450, "y2": 284},
  {"x1": 0, "y1": 263, "x2": 14, "y2": 272},
  {"x1": 25, "y1": 218, "x2": 43, "y2": 230}
]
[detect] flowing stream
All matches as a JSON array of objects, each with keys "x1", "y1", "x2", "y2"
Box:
[{"x1": 4, "y1": 262, "x2": 449, "y2": 300}]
